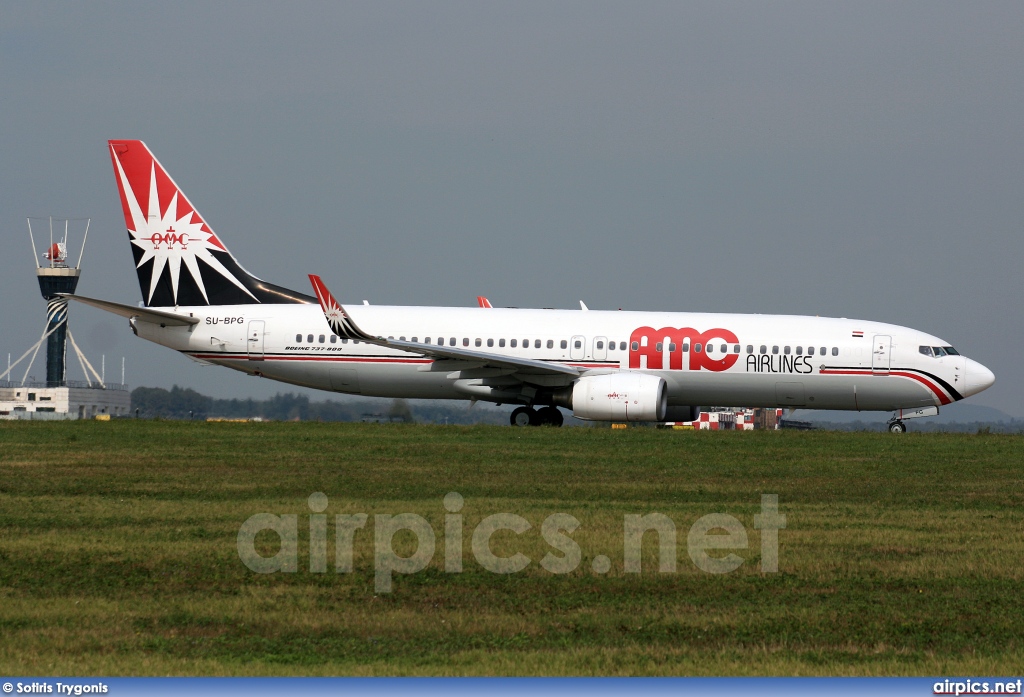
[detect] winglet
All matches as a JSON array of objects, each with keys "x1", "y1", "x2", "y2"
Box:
[
  {"x1": 477, "y1": 296, "x2": 493, "y2": 308},
  {"x1": 308, "y1": 275, "x2": 374, "y2": 341}
]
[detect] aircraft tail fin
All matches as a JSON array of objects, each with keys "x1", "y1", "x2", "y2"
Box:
[{"x1": 107, "y1": 140, "x2": 313, "y2": 307}]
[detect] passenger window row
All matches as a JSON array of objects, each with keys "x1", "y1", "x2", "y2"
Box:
[
  {"x1": 745, "y1": 345, "x2": 837, "y2": 357},
  {"x1": 291, "y1": 333, "x2": 844, "y2": 359},
  {"x1": 292, "y1": 334, "x2": 634, "y2": 353},
  {"x1": 626, "y1": 342, "x2": 840, "y2": 357}
]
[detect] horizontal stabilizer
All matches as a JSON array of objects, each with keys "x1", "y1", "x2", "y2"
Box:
[{"x1": 60, "y1": 293, "x2": 200, "y2": 326}]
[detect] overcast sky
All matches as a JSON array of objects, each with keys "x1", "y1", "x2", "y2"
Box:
[{"x1": 2, "y1": 2, "x2": 1022, "y2": 416}]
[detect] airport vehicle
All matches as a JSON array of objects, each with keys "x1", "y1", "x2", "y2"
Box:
[{"x1": 68, "y1": 140, "x2": 995, "y2": 430}]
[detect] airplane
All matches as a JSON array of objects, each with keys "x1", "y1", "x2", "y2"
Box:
[{"x1": 66, "y1": 140, "x2": 995, "y2": 432}]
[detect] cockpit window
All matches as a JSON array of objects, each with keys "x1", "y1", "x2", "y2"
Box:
[
  {"x1": 932, "y1": 346, "x2": 948, "y2": 357},
  {"x1": 943, "y1": 346, "x2": 959, "y2": 355},
  {"x1": 919, "y1": 346, "x2": 934, "y2": 357}
]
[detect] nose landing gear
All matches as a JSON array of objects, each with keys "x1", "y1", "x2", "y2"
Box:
[{"x1": 886, "y1": 405, "x2": 939, "y2": 433}]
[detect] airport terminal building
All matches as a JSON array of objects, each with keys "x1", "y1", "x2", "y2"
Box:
[{"x1": 0, "y1": 381, "x2": 131, "y2": 420}]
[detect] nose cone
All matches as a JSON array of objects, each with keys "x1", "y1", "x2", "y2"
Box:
[{"x1": 964, "y1": 358, "x2": 995, "y2": 397}]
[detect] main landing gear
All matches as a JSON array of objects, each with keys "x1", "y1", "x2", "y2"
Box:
[{"x1": 510, "y1": 406, "x2": 565, "y2": 427}]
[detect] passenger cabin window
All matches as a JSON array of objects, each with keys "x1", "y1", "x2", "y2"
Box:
[
  {"x1": 772, "y1": 346, "x2": 779, "y2": 355},
  {"x1": 619, "y1": 342, "x2": 627, "y2": 351},
  {"x1": 760, "y1": 345, "x2": 767, "y2": 354},
  {"x1": 449, "y1": 337, "x2": 456, "y2": 346},
  {"x1": 596, "y1": 340, "x2": 604, "y2": 350},
  {"x1": 535, "y1": 339, "x2": 541, "y2": 349},
  {"x1": 411, "y1": 337, "x2": 418, "y2": 343},
  {"x1": 561, "y1": 340, "x2": 568, "y2": 349},
  {"x1": 747, "y1": 345, "x2": 754, "y2": 354},
  {"x1": 487, "y1": 338, "x2": 494, "y2": 347},
  {"x1": 706, "y1": 344, "x2": 713, "y2": 353},
  {"x1": 831, "y1": 347, "x2": 838, "y2": 356},
  {"x1": 510, "y1": 339, "x2": 517, "y2": 348},
  {"x1": 682, "y1": 343, "x2": 689, "y2": 352},
  {"x1": 796, "y1": 346, "x2": 802, "y2": 355},
  {"x1": 399, "y1": 336, "x2": 406, "y2": 341},
  {"x1": 437, "y1": 338, "x2": 444, "y2": 346},
  {"x1": 631, "y1": 341, "x2": 639, "y2": 351},
  {"x1": 499, "y1": 339, "x2": 506, "y2": 347},
  {"x1": 463, "y1": 338, "x2": 469, "y2": 346},
  {"x1": 330, "y1": 335, "x2": 336, "y2": 344},
  {"x1": 819, "y1": 347, "x2": 825, "y2": 355},
  {"x1": 319, "y1": 335, "x2": 325, "y2": 343},
  {"x1": 669, "y1": 343, "x2": 676, "y2": 352},
  {"x1": 807, "y1": 346, "x2": 814, "y2": 355},
  {"x1": 475, "y1": 338, "x2": 482, "y2": 347},
  {"x1": 733, "y1": 345, "x2": 740, "y2": 353},
  {"x1": 784, "y1": 346, "x2": 790, "y2": 355},
  {"x1": 720, "y1": 344, "x2": 728, "y2": 353},
  {"x1": 296, "y1": 334, "x2": 302, "y2": 342},
  {"x1": 656, "y1": 343, "x2": 663, "y2": 352},
  {"x1": 694, "y1": 343, "x2": 702, "y2": 353},
  {"x1": 307, "y1": 334, "x2": 314, "y2": 343},
  {"x1": 919, "y1": 346, "x2": 934, "y2": 357},
  {"x1": 342, "y1": 338, "x2": 349, "y2": 344},
  {"x1": 547, "y1": 340, "x2": 554, "y2": 349},
  {"x1": 575, "y1": 340, "x2": 583, "y2": 349}
]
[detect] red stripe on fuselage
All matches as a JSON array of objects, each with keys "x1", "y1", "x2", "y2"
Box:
[
  {"x1": 190, "y1": 354, "x2": 433, "y2": 364},
  {"x1": 188, "y1": 353, "x2": 621, "y2": 369},
  {"x1": 819, "y1": 368, "x2": 952, "y2": 405}
]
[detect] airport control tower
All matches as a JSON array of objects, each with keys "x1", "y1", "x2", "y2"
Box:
[
  {"x1": 0, "y1": 218, "x2": 130, "y2": 420},
  {"x1": 35, "y1": 228, "x2": 82, "y2": 386}
]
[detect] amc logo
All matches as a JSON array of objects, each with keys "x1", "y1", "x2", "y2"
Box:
[
  {"x1": 143, "y1": 227, "x2": 195, "y2": 250},
  {"x1": 629, "y1": 327, "x2": 739, "y2": 372}
]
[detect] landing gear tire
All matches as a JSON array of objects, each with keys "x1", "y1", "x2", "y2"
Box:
[
  {"x1": 511, "y1": 407, "x2": 536, "y2": 427},
  {"x1": 888, "y1": 420, "x2": 907, "y2": 434},
  {"x1": 536, "y1": 406, "x2": 564, "y2": 427}
]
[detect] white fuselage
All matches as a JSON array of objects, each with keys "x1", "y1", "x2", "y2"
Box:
[{"x1": 133, "y1": 302, "x2": 992, "y2": 412}]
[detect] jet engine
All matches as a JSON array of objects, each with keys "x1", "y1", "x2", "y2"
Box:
[{"x1": 569, "y1": 373, "x2": 668, "y2": 422}]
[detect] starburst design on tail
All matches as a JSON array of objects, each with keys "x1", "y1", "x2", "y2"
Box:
[{"x1": 112, "y1": 145, "x2": 256, "y2": 306}]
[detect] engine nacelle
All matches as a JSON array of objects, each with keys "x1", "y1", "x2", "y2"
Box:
[{"x1": 571, "y1": 373, "x2": 668, "y2": 422}]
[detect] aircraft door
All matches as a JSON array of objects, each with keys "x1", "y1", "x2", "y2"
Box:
[
  {"x1": 570, "y1": 335, "x2": 586, "y2": 361},
  {"x1": 871, "y1": 335, "x2": 891, "y2": 374},
  {"x1": 593, "y1": 336, "x2": 608, "y2": 361},
  {"x1": 247, "y1": 320, "x2": 265, "y2": 361}
]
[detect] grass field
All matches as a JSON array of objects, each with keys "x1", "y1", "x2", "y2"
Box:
[{"x1": 1, "y1": 421, "x2": 1022, "y2": 676}]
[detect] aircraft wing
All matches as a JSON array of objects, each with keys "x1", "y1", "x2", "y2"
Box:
[
  {"x1": 60, "y1": 293, "x2": 201, "y2": 326},
  {"x1": 308, "y1": 275, "x2": 580, "y2": 378}
]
